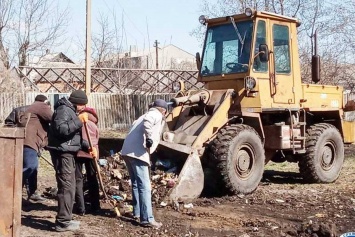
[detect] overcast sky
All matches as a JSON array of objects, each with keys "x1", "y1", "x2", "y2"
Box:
[{"x1": 58, "y1": 0, "x2": 204, "y2": 63}]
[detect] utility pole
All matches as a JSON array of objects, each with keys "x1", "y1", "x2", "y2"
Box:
[
  {"x1": 85, "y1": 0, "x2": 92, "y2": 95},
  {"x1": 154, "y1": 40, "x2": 159, "y2": 69}
]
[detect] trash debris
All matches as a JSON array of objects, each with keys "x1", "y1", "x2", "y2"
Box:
[
  {"x1": 315, "y1": 213, "x2": 327, "y2": 218},
  {"x1": 112, "y1": 169, "x2": 122, "y2": 179},
  {"x1": 155, "y1": 158, "x2": 173, "y2": 169},
  {"x1": 112, "y1": 195, "x2": 124, "y2": 201},
  {"x1": 99, "y1": 159, "x2": 108, "y2": 166},
  {"x1": 183, "y1": 203, "x2": 193, "y2": 209},
  {"x1": 43, "y1": 152, "x2": 179, "y2": 210},
  {"x1": 114, "y1": 207, "x2": 121, "y2": 217},
  {"x1": 42, "y1": 186, "x2": 58, "y2": 199}
]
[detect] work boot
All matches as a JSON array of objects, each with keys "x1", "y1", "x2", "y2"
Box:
[
  {"x1": 28, "y1": 192, "x2": 46, "y2": 202},
  {"x1": 73, "y1": 208, "x2": 85, "y2": 216},
  {"x1": 55, "y1": 220, "x2": 80, "y2": 232},
  {"x1": 123, "y1": 212, "x2": 139, "y2": 221},
  {"x1": 141, "y1": 220, "x2": 163, "y2": 229}
]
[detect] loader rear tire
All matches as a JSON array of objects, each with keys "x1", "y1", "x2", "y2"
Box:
[
  {"x1": 298, "y1": 123, "x2": 344, "y2": 183},
  {"x1": 210, "y1": 124, "x2": 265, "y2": 194}
]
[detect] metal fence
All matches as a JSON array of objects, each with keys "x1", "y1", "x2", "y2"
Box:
[
  {"x1": 17, "y1": 67, "x2": 202, "y2": 94},
  {"x1": 0, "y1": 92, "x2": 174, "y2": 129}
]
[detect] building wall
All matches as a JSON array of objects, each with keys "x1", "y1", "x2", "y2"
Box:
[{"x1": 119, "y1": 45, "x2": 196, "y2": 70}]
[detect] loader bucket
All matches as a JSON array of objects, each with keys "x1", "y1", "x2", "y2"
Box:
[{"x1": 157, "y1": 141, "x2": 204, "y2": 202}]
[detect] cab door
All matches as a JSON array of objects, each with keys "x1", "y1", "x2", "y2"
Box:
[{"x1": 271, "y1": 22, "x2": 295, "y2": 105}]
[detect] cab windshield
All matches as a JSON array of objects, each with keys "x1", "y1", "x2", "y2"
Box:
[{"x1": 200, "y1": 20, "x2": 253, "y2": 76}]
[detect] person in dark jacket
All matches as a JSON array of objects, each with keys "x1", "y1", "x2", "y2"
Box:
[
  {"x1": 74, "y1": 107, "x2": 100, "y2": 215},
  {"x1": 47, "y1": 90, "x2": 93, "y2": 232},
  {"x1": 23, "y1": 94, "x2": 53, "y2": 201}
]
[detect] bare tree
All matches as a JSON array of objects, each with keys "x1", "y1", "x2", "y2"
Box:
[
  {"x1": 0, "y1": 0, "x2": 14, "y2": 68},
  {"x1": 92, "y1": 13, "x2": 117, "y2": 67},
  {"x1": 13, "y1": 0, "x2": 68, "y2": 67}
]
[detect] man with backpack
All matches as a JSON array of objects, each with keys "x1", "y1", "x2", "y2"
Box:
[{"x1": 47, "y1": 90, "x2": 96, "y2": 232}]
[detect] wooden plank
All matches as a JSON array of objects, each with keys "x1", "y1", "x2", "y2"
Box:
[
  {"x1": 0, "y1": 127, "x2": 25, "y2": 138},
  {"x1": 0, "y1": 138, "x2": 15, "y2": 237},
  {"x1": 13, "y1": 138, "x2": 24, "y2": 237}
]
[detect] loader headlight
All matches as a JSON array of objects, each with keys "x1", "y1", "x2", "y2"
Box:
[
  {"x1": 199, "y1": 15, "x2": 208, "y2": 25},
  {"x1": 245, "y1": 76, "x2": 257, "y2": 90},
  {"x1": 245, "y1": 8, "x2": 255, "y2": 17}
]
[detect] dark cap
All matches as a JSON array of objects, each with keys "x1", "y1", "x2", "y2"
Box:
[
  {"x1": 152, "y1": 99, "x2": 168, "y2": 110},
  {"x1": 69, "y1": 90, "x2": 88, "y2": 105},
  {"x1": 35, "y1": 94, "x2": 48, "y2": 102}
]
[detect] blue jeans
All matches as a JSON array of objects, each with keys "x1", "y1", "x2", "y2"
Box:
[
  {"x1": 23, "y1": 146, "x2": 39, "y2": 196},
  {"x1": 123, "y1": 156, "x2": 154, "y2": 224}
]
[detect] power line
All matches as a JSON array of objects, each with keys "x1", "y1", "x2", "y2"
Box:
[
  {"x1": 100, "y1": 0, "x2": 146, "y2": 51},
  {"x1": 113, "y1": 0, "x2": 146, "y2": 39}
]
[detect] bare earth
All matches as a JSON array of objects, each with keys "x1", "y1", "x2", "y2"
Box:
[{"x1": 20, "y1": 145, "x2": 355, "y2": 237}]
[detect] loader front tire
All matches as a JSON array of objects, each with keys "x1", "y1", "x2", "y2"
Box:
[
  {"x1": 298, "y1": 123, "x2": 344, "y2": 183},
  {"x1": 210, "y1": 124, "x2": 265, "y2": 194}
]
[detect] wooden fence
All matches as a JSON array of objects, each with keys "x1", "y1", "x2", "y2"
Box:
[
  {"x1": 17, "y1": 67, "x2": 202, "y2": 94},
  {"x1": 0, "y1": 92, "x2": 174, "y2": 129},
  {"x1": 3, "y1": 91, "x2": 355, "y2": 130}
]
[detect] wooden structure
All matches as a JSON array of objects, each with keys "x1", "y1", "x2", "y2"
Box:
[
  {"x1": 0, "y1": 127, "x2": 25, "y2": 237},
  {"x1": 0, "y1": 92, "x2": 175, "y2": 130},
  {"x1": 17, "y1": 67, "x2": 201, "y2": 94}
]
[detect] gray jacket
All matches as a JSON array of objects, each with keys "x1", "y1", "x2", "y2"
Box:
[{"x1": 121, "y1": 107, "x2": 165, "y2": 165}]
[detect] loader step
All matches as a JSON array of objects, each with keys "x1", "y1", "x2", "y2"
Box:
[
  {"x1": 293, "y1": 136, "x2": 306, "y2": 140},
  {"x1": 294, "y1": 149, "x2": 306, "y2": 154}
]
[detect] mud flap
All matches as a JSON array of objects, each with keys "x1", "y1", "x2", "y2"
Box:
[{"x1": 166, "y1": 149, "x2": 204, "y2": 202}]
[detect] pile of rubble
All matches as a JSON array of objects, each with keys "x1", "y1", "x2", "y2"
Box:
[{"x1": 98, "y1": 153, "x2": 179, "y2": 214}]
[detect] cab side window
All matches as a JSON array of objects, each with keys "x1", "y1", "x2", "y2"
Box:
[
  {"x1": 273, "y1": 24, "x2": 291, "y2": 74},
  {"x1": 253, "y1": 20, "x2": 268, "y2": 72}
]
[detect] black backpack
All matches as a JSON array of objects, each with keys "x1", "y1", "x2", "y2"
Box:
[{"x1": 4, "y1": 105, "x2": 30, "y2": 127}]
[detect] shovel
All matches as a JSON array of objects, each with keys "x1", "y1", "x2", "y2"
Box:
[{"x1": 82, "y1": 121, "x2": 108, "y2": 199}]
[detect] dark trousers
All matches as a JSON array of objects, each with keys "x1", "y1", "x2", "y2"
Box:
[
  {"x1": 50, "y1": 150, "x2": 76, "y2": 227},
  {"x1": 75, "y1": 158, "x2": 100, "y2": 212},
  {"x1": 23, "y1": 146, "x2": 39, "y2": 197}
]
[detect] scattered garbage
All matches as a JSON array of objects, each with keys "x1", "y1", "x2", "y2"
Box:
[
  {"x1": 99, "y1": 152, "x2": 179, "y2": 211},
  {"x1": 43, "y1": 186, "x2": 58, "y2": 199},
  {"x1": 112, "y1": 195, "x2": 125, "y2": 201},
  {"x1": 183, "y1": 203, "x2": 193, "y2": 209},
  {"x1": 99, "y1": 159, "x2": 108, "y2": 166},
  {"x1": 42, "y1": 152, "x2": 180, "y2": 211},
  {"x1": 155, "y1": 158, "x2": 173, "y2": 169}
]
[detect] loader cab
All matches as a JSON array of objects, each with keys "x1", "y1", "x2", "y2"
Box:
[
  {"x1": 199, "y1": 10, "x2": 302, "y2": 110},
  {"x1": 200, "y1": 20, "x2": 253, "y2": 76}
]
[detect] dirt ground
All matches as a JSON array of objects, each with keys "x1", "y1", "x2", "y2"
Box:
[{"x1": 21, "y1": 144, "x2": 355, "y2": 237}]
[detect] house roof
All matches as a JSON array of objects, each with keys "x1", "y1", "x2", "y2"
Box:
[{"x1": 30, "y1": 52, "x2": 75, "y2": 66}]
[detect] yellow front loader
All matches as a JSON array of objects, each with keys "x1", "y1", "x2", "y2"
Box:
[{"x1": 158, "y1": 9, "x2": 355, "y2": 202}]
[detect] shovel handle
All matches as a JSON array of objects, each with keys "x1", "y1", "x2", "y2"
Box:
[
  {"x1": 82, "y1": 121, "x2": 108, "y2": 199},
  {"x1": 83, "y1": 122, "x2": 93, "y2": 149}
]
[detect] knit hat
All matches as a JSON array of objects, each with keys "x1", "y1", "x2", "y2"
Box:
[
  {"x1": 69, "y1": 90, "x2": 88, "y2": 105},
  {"x1": 35, "y1": 94, "x2": 48, "y2": 102},
  {"x1": 152, "y1": 99, "x2": 168, "y2": 110}
]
